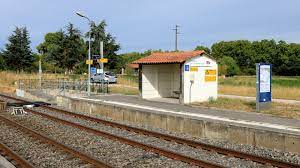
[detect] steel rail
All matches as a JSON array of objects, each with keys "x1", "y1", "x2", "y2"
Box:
[
  {"x1": 0, "y1": 114, "x2": 112, "y2": 168},
  {"x1": 25, "y1": 108, "x2": 222, "y2": 168},
  {"x1": 0, "y1": 93, "x2": 299, "y2": 168},
  {"x1": 0, "y1": 142, "x2": 34, "y2": 168}
]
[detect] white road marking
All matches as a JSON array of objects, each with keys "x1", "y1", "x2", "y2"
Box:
[
  {"x1": 74, "y1": 97, "x2": 300, "y2": 133},
  {"x1": 219, "y1": 94, "x2": 300, "y2": 105}
]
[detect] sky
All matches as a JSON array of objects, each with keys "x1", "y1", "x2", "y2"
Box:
[{"x1": 0, "y1": 0, "x2": 300, "y2": 54}]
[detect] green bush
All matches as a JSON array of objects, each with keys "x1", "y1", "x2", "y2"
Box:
[{"x1": 218, "y1": 56, "x2": 240, "y2": 76}]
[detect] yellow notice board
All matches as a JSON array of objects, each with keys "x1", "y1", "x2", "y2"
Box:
[
  {"x1": 190, "y1": 66, "x2": 198, "y2": 72},
  {"x1": 205, "y1": 69, "x2": 217, "y2": 82},
  {"x1": 205, "y1": 69, "x2": 217, "y2": 75},
  {"x1": 205, "y1": 76, "x2": 216, "y2": 82},
  {"x1": 86, "y1": 60, "x2": 93, "y2": 65},
  {"x1": 97, "y1": 58, "x2": 108, "y2": 63}
]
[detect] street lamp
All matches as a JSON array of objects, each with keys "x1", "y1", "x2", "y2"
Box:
[{"x1": 76, "y1": 11, "x2": 92, "y2": 96}]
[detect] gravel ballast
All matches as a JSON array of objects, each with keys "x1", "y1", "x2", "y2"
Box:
[
  {"x1": 0, "y1": 120, "x2": 86, "y2": 167},
  {"x1": 33, "y1": 107, "x2": 267, "y2": 168},
  {"x1": 42, "y1": 105, "x2": 300, "y2": 166},
  {"x1": 0, "y1": 110, "x2": 191, "y2": 168}
]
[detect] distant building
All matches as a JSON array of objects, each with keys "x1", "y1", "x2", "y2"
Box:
[
  {"x1": 133, "y1": 50, "x2": 218, "y2": 104},
  {"x1": 127, "y1": 63, "x2": 139, "y2": 75}
]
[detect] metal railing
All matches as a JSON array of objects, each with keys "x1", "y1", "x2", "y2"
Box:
[{"x1": 18, "y1": 79, "x2": 109, "y2": 94}]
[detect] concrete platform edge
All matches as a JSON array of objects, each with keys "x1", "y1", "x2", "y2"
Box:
[
  {"x1": 0, "y1": 155, "x2": 15, "y2": 168},
  {"x1": 56, "y1": 95, "x2": 300, "y2": 154}
]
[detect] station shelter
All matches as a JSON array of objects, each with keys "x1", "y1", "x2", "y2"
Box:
[{"x1": 133, "y1": 50, "x2": 218, "y2": 104}]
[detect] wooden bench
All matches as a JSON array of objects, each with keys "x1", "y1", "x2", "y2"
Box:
[{"x1": 173, "y1": 91, "x2": 181, "y2": 95}]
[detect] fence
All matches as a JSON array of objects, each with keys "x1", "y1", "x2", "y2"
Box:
[{"x1": 18, "y1": 78, "x2": 109, "y2": 94}]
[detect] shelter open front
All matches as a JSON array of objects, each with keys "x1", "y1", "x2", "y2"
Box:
[
  {"x1": 142, "y1": 64, "x2": 180, "y2": 100},
  {"x1": 134, "y1": 50, "x2": 218, "y2": 104}
]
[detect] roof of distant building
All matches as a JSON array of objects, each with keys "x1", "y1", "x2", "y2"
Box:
[{"x1": 127, "y1": 63, "x2": 139, "y2": 69}]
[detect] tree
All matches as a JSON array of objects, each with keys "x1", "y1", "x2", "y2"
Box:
[
  {"x1": 194, "y1": 45, "x2": 211, "y2": 54},
  {"x1": 3, "y1": 27, "x2": 34, "y2": 72},
  {"x1": 86, "y1": 20, "x2": 120, "y2": 70},
  {"x1": 37, "y1": 31, "x2": 65, "y2": 68},
  {"x1": 211, "y1": 40, "x2": 255, "y2": 74},
  {"x1": 37, "y1": 23, "x2": 86, "y2": 73},
  {"x1": 117, "y1": 49, "x2": 163, "y2": 74},
  {"x1": 211, "y1": 39, "x2": 300, "y2": 76},
  {"x1": 286, "y1": 43, "x2": 300, "y2": 76},
  {"x1": 272, "y1": 40, "x2": 289, "y2": 75},
  {"x1": 0, "y1": 51, "x2": 5, "y2": 70},
  {"x1": 63, "y1": 23, "x2": 86, "y2": 72},
  {"x1": 219, "y1": 56, "x2": 240, "y2": 76}
]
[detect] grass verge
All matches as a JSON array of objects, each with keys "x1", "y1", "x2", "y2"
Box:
[
  {"x1": 116, "y1": 75, "x2": 138, "y2": 87},
  {"x1": 191, "y1": 98, "x2": 300, "y2": 120},
  {"x1": 0, "y1": 71, "x2": 67, "y2": 94},
  {"x1": 219, "y1": 76, "x2": 300, "y2": 100},
  {"x1": 109, "y1": 86, "x2": 139, "y2": 95},
  {"x1": 219, "y1": 85, "x2": 300, "y2": 100}
]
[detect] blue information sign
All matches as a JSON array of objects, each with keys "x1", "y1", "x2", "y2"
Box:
[
  {"x1": 258, "y1": 63, "x2": 272, "y2": 102},
  {"x1": 256, "y1": 63, "x2": 272, "y2": 111},
  {"x1": 185, "y1": 65, "x2": 190, "y2": 71},
  {"x1": 91, "y1": 67, "x2": 97, "y2": 75}
]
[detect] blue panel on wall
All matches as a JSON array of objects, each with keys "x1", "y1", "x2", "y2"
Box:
[{"x1": 184, "y1": 65, "x2": 189, "y2": 71}]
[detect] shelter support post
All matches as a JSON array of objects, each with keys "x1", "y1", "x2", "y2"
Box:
[{"x1": 138, "y1": 64, "x2": 143, "y2": 97}]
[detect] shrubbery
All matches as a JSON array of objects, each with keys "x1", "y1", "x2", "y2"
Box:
[{"x1": 218, "y1": 56, "x2": 240, "y2": 76}]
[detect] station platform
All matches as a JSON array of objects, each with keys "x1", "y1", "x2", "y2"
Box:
[
  {"x1": 23, "y1": 90, "x2": 300, "y2": 153},
  {"x1": 82, "y1": 94, "x2": 300, "y2": 135}
]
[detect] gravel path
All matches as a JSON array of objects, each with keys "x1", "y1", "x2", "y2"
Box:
[{"x1": 0, "y1": 110, "x2": 191, "y2": 168}]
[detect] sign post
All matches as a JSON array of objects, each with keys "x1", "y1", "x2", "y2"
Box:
[
  {"x1": 91, "y1": 67, "x2": 97, "y2": 75},
  {"x1": 256, "y1": 63, "x2": 272, "y2": 111}
]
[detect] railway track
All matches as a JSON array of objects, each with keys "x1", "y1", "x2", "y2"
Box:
[
  {"x1": 39, "y1": 105, "x2": 299, "y2": 168},
  {"x1": 0, "y1": 114, "x2": 112, "y2": 168},
  {"x1": 0, "y1": 93, "x2": 299, "y2": 168},
  {"x1": 35, "y1": 106, "x2": 300, "y2": 168},
  {"x1": 0, "y1": 94, "x2": 222, "y2": 167}
]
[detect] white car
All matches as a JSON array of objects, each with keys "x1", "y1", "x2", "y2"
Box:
[{"x1": 91, "y1": 72, "x2": 117, "y2": 83}]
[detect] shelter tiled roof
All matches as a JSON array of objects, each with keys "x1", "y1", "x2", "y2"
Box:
[{"x1": 132, "y1": 50, "x2": 205, "y2": 64}]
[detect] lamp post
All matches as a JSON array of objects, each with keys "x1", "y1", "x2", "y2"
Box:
[
  {"x1": 76, "y1": 11, "x2": 92, "y2": 96},
  {"x1": 39, "y1": 51, "x2": 43, "y2": 89}
]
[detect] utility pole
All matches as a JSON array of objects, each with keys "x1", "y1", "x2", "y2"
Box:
[{"x1": 173, "y1": 25, "x2": 180, "y2": 51}]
